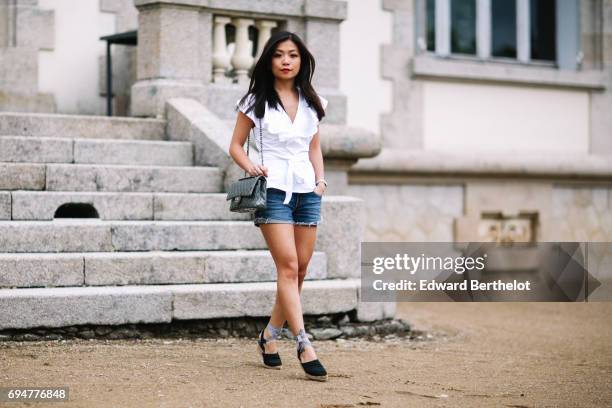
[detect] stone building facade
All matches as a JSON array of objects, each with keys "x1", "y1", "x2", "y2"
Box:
[
  {"x1": 1, "y1": 0, "x2": 611, "y2": 269},
  {"x1": 347, "y1": 1, "x2": 611, "y2": 252}
]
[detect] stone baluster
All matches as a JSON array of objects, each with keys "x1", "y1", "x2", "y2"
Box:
[
  {"x1": 254, "y1": 20, "x2": 277, "y2": 61},
  {"x1": 212, "y1": 16, "x2": 231, "y2": 83},
  {"x1": 230, "y1": 17, "x2": 254, "y2": 84}
]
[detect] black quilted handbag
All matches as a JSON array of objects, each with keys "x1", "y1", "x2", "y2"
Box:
[{"x1": 227, "y1": 118, "x2": 267, "y2": 213}]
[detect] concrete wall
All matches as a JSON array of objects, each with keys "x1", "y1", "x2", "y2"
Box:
[
  {"x1": 37, "y1": 0, "x2": 115, "y2": 114},
  {"x1": 37, "y1": 0, "x2": 137, "y2": 115},
  {"x1": 346, "y1": 182, "x2": 612, "y2": 243},
  {"x1": 346, "y1": 183, "x2": 463, "y2": 241},
  {"x1": 552, "y1": 185, "x2": 612, "y2": 241},
  {"x1": 339, "y1": 0, "x2": 393, "y2": 136},
  {"x1": 422, "y1": 80, "x2": 590, "y2": 153}
]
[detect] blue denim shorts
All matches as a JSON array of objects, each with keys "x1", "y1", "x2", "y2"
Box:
[{"x1": 253, "y1": 187, "x2": 322, "y2": 228}]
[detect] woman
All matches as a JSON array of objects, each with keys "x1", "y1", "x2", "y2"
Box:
[{"x1": 228, "y1": 31, "x2": 329, "y2": 382}]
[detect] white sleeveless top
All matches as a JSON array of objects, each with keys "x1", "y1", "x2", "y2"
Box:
[{"x1": 236, "y1": 87, "x2": 328, "y2": 204}]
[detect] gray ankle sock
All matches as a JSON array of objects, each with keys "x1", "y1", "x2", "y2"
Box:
[
  {"x1": 296, "y1": 328, "x2": 312, "y2": 354},
  {"x1": 265, "y1": 322, "x2": 283, "y2": 340}
]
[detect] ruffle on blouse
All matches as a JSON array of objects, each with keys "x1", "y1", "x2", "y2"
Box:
[{"x1": 237, "y1": 89, "x2": 328, "y2": 143}]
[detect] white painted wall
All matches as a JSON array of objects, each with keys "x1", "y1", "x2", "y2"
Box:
[
  {"x1": 339, "y1": 0, "x2": 393, "y2": 136},
  {"x1": 38, "y1": 0, "x2": 115, "y2": 115},
  {"x1": 422, "y1": 80, "x2": 590, "y2": 153}
]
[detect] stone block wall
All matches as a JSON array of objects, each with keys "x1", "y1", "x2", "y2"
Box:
[
  {"x1": 552, "y1": 185, "x2": 612, "y2": 241},
  {"x1": 0, "y1": 0, "x2": 55, "y2": 112},
  {"x1": 347, "y1": 180, "x2": 612, "y2": 244},
  {"x1": 346, "y1": 183, "x2": 462, "y2": 242}
]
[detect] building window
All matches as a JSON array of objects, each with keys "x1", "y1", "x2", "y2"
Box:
[
  {"x1": 530, "y1": 0, "x2": 556, "y2": 61},
  {"x1": 426, "y1": 0, "x2": 436, "y2": 51},
  {"x1": 422, "y1": 0, "x2": 570, "y2": 68},
  {"x1": 491, "y1": 0, "x2": 517, "y2": 58},
  {"x1": 450, "y1": 0, "x2": 476, "y2": 55}
]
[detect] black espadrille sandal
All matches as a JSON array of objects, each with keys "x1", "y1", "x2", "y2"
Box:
[
  {"x1": 296, "y1": 331, "x2": 327, "y2": 381},
  {"x1": 256, "y1": 329, "x2": 282, "y2": 369}
]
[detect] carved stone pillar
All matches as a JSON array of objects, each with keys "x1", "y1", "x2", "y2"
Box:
[
  {"x1": 212, "y1": 16, "x2": 231, "y2": 83},
  {"x1": 230, "y1": 17, "x2": 254, "y2": 85},
  {"x1": 254, "y1": 20, "x2": 277, "y2": 61}
]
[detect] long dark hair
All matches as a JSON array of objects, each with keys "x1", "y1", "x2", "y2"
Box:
[{"x1": 235, "y1": 31, "x2": 326, "y2": 122}]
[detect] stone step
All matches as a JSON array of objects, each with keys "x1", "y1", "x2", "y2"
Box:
[
  {"x1": 8, "y1": 191, "x2": 248, "y2": 221},
  {"x1": 0, "y1": 163, "x2": 223, "y2": 192},
  {"x1": 0, "y1": 220, "x2": 266, "y2": 252},
  {"x1": 0, "y1": 162, "x2": 45, "y2": 190},
  {"x1": 0, "y1": 192, "x2": 9, "y2": 219},
  {"x1": 0, "y1": 279, "x2": 360, "y2": 329},
  {"x1": 0, "y1": 112, "x2": 166, "y2": 140},
  {"x1": 0, "y1": 136, "x2": 194, "y2": 166},
  {"x1": 0, "y1": 250, "x2": 327, "y2": 288}
]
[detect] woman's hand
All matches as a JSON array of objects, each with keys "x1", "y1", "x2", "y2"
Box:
[
  {"x1": 245, "y1": 162, "x2": 268, "y2": 177},
  {"x1": 314, "y1": 182, "x2": 326, "y2": 197}
]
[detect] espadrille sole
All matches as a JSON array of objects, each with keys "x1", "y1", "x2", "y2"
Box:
[
  {"x1": 304, "y1": 372, "x2": 328, "y2": 381},
  {"x1": 256, "y1": 344, "x2": 282, "y2": 369}
]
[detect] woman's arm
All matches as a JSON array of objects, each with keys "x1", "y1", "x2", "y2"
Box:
[
  {"x1": 309, "y1": 128, "x2": 326, "y2": 195},
  {"x1": 228, "y1": 112, "x2": 268, "y2": 177}
]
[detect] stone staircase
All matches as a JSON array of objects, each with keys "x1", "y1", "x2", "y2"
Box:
[{"x1": 0, "y1": 112, "x2": 361, "y2": 332}]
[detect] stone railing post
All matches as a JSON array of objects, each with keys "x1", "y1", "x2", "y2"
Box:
[
  {"x1": 230, "y1": 17, "x2": 255, "y2": 85},
  {"x1": 212, "y1": 16, "x2": 231, "y2": 84},
  {"x1": 254, "y1": 20, "x2": 277, "y2": 61},
  {"x1": 131, "y1": 0, "x2": 211, "y2": 117}
]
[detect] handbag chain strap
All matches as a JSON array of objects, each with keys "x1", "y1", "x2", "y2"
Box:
[{"x1": 244, "y1": 117, "x2": 264, "y2": 177}]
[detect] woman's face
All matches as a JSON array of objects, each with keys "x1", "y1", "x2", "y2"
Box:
[{"x1": 271, "y1": 39, "x2": 301, "y2": 81}]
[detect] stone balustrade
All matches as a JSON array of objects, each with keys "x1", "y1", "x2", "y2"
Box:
[
  {"x1": 212, "y1": 16, "x2": 278, "y2": 84},
  {"x1": 131, "y1": 0, "x2": 349, "y2": 119}
]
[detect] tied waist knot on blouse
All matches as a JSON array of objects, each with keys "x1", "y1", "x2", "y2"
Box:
[{"x1": 236, "y1": 88, "x2": 328, "y2": 205}]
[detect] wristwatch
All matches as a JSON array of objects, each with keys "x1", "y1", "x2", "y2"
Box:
[{"x1": 316, "y1": 179, "x2": 328, "y2": 188}]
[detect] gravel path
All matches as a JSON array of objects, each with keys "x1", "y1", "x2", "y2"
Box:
[{"x1": 2, "y1": 302, "x2": 611, "y2": 407}]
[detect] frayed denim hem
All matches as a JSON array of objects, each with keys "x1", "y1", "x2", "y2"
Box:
[
  {"x1": 253, "y1": 218, "x2": 320, "y2": 228},
  {"x1": 294, "y1": 221, "x2": 320, "y2": 227},
  {"x1": 253, "y1": 218, "x2": 291, "y2": 228}
]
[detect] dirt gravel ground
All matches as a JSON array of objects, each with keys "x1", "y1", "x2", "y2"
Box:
[{"x1": 1, "y1": 302, "x2": 611, "y2": 408}]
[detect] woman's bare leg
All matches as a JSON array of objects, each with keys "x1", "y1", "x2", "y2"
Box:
[
  {"x1": 269, "y1": 225, "x2": 319, "y2": 362},
  {"x1": 259, "y1": 223, "x2": 304, "y2": 354}
]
